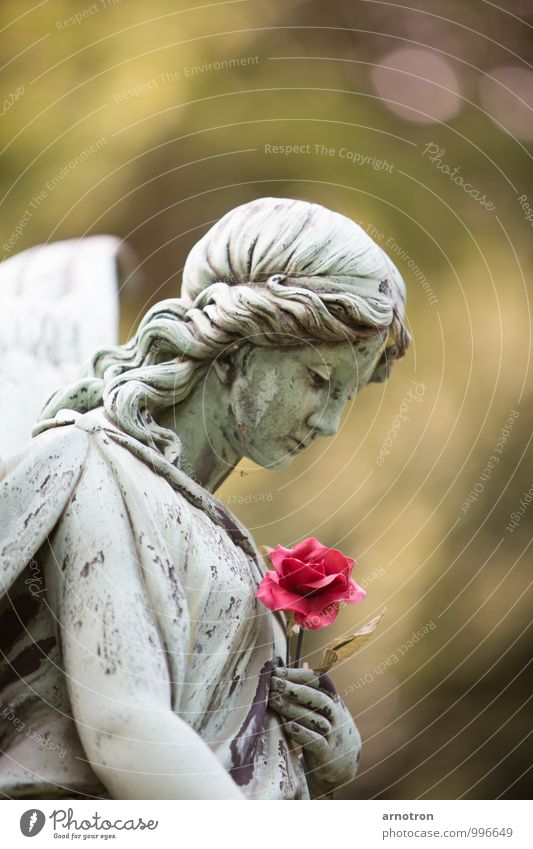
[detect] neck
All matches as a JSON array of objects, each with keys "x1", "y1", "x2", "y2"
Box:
[{"x1": 156, "y1": 374, "x2": 241, "y2": 493}]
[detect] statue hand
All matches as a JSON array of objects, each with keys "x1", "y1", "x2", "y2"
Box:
[{"x1": 269, "y1": 667, "x2": 361, "y2": 797}]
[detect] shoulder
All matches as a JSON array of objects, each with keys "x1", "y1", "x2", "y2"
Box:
[
  {"x1": 31, "y1": 407, "x2": 247, "y2": 553},
  {"x1": 52, "y1": 408, "x2": 198, "y2": 539},
  {"x1": 2, "y1": 409, "x2": 90, "y2": 477},
  {"x1": 0, "y1": 409, "x2": 93, "y2": 516},
  {"x1": 0, "y1": 412, "x2": 91, "y2": 594},
  {"x1": 0, "y1": 406, "x2": 143, "y2": 559}
]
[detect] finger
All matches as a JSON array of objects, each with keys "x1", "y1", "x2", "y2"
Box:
[
  {"x1": 270, "y1": 677, "x2": 334, "y2": 720},
  {"x1": 268, "y1": 694, "x2": 331, "y2": 735},
  {"x1": 283, "y1": 722, "x2": 328, "y2": 758},
  {"x1": 273, "y1": 667, "x2": 338, "y2": 699},
  {"x1": 273, "y1": 668, "x2": 321, "y2": 687},
  {"x1": 316, "y1": 673, "x2": 338, "y2": 699}
]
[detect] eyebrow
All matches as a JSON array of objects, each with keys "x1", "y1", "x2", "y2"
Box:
[{"x1": 311, "y1": 363, "x2": 332, "y2": 376}]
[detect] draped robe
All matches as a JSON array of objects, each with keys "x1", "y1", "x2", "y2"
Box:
[{"x1": 0, "y1": 407, "x2": 308, "y2": 799}]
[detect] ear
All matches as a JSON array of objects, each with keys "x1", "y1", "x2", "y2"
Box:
[
  {"x1": 212, "y1": 343, "x2": 248, "y2": 385},
  {"x1": 368, "y1": 345, "x2": 396, "y2": 384},
  {"x1": 212, "y1": 357, "x2": 234, "y2": 385}
]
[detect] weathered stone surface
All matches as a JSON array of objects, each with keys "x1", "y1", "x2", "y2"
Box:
[{"x1": 0, "y1": 198, "x2": 410, "y2": 799}]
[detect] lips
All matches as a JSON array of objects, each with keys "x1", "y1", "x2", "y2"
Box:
[{"x1": 286, "y1": 435, "x2": 312, "y2": 452}]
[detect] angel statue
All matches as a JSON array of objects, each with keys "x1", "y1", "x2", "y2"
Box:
[{"x1": 0, "y1": 198, "x2": 410, "y2": 800}]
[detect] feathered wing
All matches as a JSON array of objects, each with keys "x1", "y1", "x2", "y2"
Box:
[{"x1": 0, "y1": 236, "x2": 136, "y2": 459}]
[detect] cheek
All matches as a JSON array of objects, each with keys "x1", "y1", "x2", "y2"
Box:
[
  {"x1": 231, "y1": 369, "x2": 310, "y2": 439},
  {"x1": 264, "y1": 377, "x2": 311, "y2": 429},
  {"x1": 231, "y1": 371, "x2": 279, "y2": 429}
]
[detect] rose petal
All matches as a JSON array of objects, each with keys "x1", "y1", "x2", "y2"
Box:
[
  {"x1": 255, "y1": 572, "x2": 280, "y2": 607},
  {"x1": 279, "y1": 558, "x2": 326, "y2": 588},
  {"x1": 304, "y1": 585, "x2": 346, "y2": 612},
  {"x1": 268, "y1": 544, "x2": 296, "y2": 573},
  {"x1": 273, "y1": 592, "x2": 312, "y2": 615},
  {"x1": 279, "y1": 557, "x2": 324, "y2": 579},
  {"x1": 295, "y1": 603, "x2": 340, "y2": 630},
  {"x1": 344, "y1": 579, "x2": 366, "y2": 604},
  {"x1": 299, "y1": 573, "x2": 342, "y2": 590},
  {"x1": 259, "y1": 538, "x2": 363, "y2": 627},
  {"x1": 320, "y1": 548, "x2": 355, "y2": 578},
  {"x1": 290, "y1": 537, "x2": 331, "y2": 562},
  {"x1": 257, "y1": 575, "x2": 311, "y2": 615}
]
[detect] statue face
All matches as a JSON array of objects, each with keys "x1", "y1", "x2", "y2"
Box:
[{"x1": 218, "y1": 336, "x2": 386, "y2": 470}]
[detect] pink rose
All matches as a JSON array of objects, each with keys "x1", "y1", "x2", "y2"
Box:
[{"x1": 256, "y1": 537, "x2": 365, "y2": 630}]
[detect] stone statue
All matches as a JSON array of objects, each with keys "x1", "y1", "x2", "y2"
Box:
[{"x1": 0, "y1": 197, "x2": 410, "y2": 800}]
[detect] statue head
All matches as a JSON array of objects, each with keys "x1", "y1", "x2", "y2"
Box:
[{"x1": 36, "y1": 198, "x2": 411, "y2": 469}]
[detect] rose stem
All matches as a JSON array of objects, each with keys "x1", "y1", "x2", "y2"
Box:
[{"x1": 293, "y1": 629, "x2": 305, "y2": 669}]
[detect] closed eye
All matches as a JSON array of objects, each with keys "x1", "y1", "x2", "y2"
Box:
[{"x1": 307, "y1": 368, "x2": 329, "y2": 388}]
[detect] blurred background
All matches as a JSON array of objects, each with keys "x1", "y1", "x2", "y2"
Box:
[{"x1": 1, "y1": 0, "x2": 531, "y2": 800}]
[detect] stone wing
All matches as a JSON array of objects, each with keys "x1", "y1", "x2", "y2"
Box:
[{"x1": 0, "y1": 236, "x2": 136, "y2": 459}]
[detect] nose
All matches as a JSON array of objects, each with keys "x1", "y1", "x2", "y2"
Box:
[{"x1": 306, "y1": 397, "x2": 345, "y2": 437}]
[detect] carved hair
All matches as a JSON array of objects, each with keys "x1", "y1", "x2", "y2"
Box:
[{"x1": 35, "y1": 198, "x2": 411, "y2": 463}]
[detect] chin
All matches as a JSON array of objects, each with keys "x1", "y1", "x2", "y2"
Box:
[
  {"x1": 246, "y1": 445, "x2": 294, "y2": 471},
  {"x1": 267, "y1": 455, "x2": 293, "y2": 471}
]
